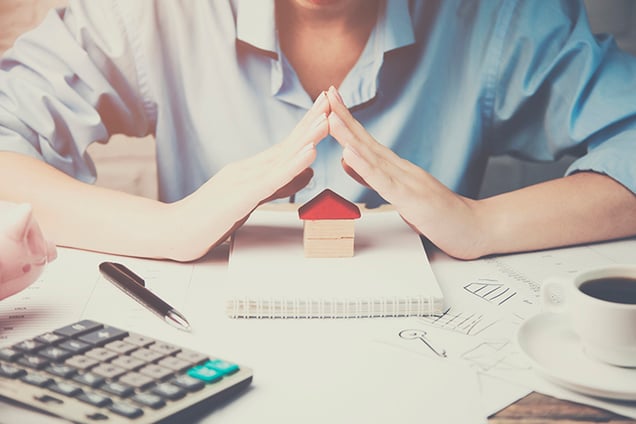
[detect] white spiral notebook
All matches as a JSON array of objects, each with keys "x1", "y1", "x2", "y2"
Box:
[{"x1": 226, "y1": 207, "x2": 444, "y2": 318}]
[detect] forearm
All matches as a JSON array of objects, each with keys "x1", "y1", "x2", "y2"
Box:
[
  {"x1": 0, "y1": 152, "x2": 208, "y2": 261},
  {"x1": 475, "y1": 171, "x2": 636, "y2": 258}
]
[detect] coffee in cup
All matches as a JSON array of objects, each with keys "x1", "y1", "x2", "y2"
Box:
[
  {"x1": 578, "y1": 277, "x2": 636, "y2": 304},
  {"x1": 541, "y1": 265, "x2": 636, "y2": 367}
]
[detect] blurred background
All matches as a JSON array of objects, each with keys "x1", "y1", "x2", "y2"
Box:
[{"x1": 1, "y1": 0, "x2": 634, "y2": 200}]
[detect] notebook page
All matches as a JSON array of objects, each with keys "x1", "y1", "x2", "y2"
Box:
[{"x1": 226, "y1": 208, "x2": 444, "y2": 317}]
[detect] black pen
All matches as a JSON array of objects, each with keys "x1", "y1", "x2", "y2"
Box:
[{"x1": 99, "y1": 261, "x2": 191, "y2": 332}]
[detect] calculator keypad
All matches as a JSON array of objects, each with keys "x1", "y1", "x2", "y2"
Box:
[{"x1": 0, "y1": 320, "x2": 252, "y2": 423}]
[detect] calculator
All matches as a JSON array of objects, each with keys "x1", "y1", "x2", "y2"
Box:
[{"x1": 0, "y1": 320, "x2": 252, "y2": 423}]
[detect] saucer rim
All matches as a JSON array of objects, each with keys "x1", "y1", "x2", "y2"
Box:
[{"x1": 516, "y1": 312, "x2": 636, "y2": 401}]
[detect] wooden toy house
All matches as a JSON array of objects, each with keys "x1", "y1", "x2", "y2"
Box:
[{"x1": 297, "y1": 189, "x2": 361, "y2": 258}]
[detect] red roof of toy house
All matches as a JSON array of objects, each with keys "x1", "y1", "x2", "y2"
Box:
[{"x1": 298, "y1": 189, "x2": 361, "y2": 220}]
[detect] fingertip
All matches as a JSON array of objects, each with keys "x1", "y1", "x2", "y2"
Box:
[
  {"x1": 332, "y1": 86, "x2": 345, "y2": 106},
  {"x1": 296, "y1": 93, "x2": 330, "y2": 135},
  {"x1": 312, "y1": 91, "x2": 327, "y2": 109},
  {"x1": 296, "y1": 142, "x2": 317, "y2": 165},
  {"x1": 343, "y1": 144, "x2": 362, "y2": 164},
  {"x1": 341, "y1": 157, "x2": 370, "y2": 188},
  {"x1": 326, "y1": 87, "x2": 342, "y2": 108},
  {"x1": 300, "y1": 142, "x2": 315, "y2": 154}
]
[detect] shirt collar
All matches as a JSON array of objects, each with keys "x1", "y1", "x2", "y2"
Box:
[
  {"x1": 236, "y1": 0, "x2": 277, "y2": 55},
  {"x1": 235, "y1": 0, "x2": 415, "y2": 56},
  {"x1": 383, "y1": 0, "x2": 416, "y2": 52},
  {"x1": 235, "y1": 0, "x2": 416, "y2": 109}
]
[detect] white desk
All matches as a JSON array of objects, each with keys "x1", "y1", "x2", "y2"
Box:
[{"x1": 2, "y1": 235, "x2": 636, "y2": 423}]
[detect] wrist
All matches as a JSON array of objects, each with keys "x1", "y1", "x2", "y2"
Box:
[
  {"x1": 465, "y1": 198, "x2": 496, "y2": 259},
  {"x1": 159, "y1": 197, "x2": 212, "y2": 262},
  {"x1": 162, "y1": 194, "x2": 254, "y2": 262},
  {"x1": 443, "y1": 197, "x2": 492, "y2": 260}
]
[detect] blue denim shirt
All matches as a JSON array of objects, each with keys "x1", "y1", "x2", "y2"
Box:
[{"x1": 1, "y1": 0, "x2": 635, "y2": 206}]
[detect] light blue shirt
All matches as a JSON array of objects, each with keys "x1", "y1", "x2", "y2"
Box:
[{"x1": 1, "y1": 0, "x2": 635, "y2": 206}]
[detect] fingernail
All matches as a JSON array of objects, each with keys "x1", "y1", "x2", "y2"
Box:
[
  {"x1": 330, "y1": 86, "x2": 345, "y2": 106},
  {"x1": 313, "y1": 91, "x2": 326, "y2": 108},
  {"x1": 300, "y1": 142, "x2": 315, "y2": 155},
  {"x1": 311, "y1": 112, "x2": 327, "y2": 130}
]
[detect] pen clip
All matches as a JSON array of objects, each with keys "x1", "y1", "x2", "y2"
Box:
[{"x1": 102, "y1": 262, "x2": 145, "y2": 287}]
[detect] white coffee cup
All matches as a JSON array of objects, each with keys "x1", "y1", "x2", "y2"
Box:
[{"x1": 541, "y1": 265, "x2": 636, "y2": 368}]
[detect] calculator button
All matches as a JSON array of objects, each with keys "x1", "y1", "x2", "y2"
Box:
[
  {"x1": 21, "y1": 372, "x2": 54, "y2": 387},
  {"x1": 85, "y1": 347, "x2": 118, "y2": 362},
  {"x1": 79, "y1": 327, "x2": 129, "y2": 346},
  {"x1": 18, "y1": 354, "x2": 49, "y2": 369},
  {"x1": 157, "y1": 356, "x2": 191, "y2": 372},
  {"x1": 123, "y1": 334, "x2": 154, "y2": 347},
  {"x1": 86, "y1": 412, "x2": 109, "y2": 421},
  {"x1": 0, "y1": 347, "x2": 21, "y2": 361},
  {"x1": 139, "y1": 364, "x2": 173, "y2": 380},
  {"x1": 151, "y1": 382, "x2": 186, "y2": 400},
  {"x1": 132, "y1": 392, "x2": 166, "y2": 409},
  {"x1": 175, "y1": 350, "x2": 208, "y2": 365},
  {"x1": 148, "y1": 342, "x2": 181, "y2": 356},
  {"x1": 0, "y1": 319, "x2": 252, "y2": 423},
  {"x1": 104, "y1": 340, "x2": 137, "y2": 354},
  {"x1": 35, "y1": 332, "x2": 66, "y2": 345},
  {"x1": 111, "y1": 355, "x2": 146, "y2": 371},
  {"x1": 58, "y1": 339, "x2": 91, "y2": 354},
  {"x1": 77, "y1": 392, "x2": 113, "y2": 408},
  {"x1": 204, "y1": 359, "x2": 239, "y2": 376},
  {"x1": 108, "y1": 401, "x2": 144, "y2": 418},
  {"x1": 49, "y1": 382, "x2": 83, "y2": 397},
  {"x1": 66, "y1": 355, "x2": 100, "y2": 370},
  {"x1": 39, "y1": 346, "x2": 73, "y2": 361},
  {"x1": 73, "y1": 371, "x2": 106, "y2": 388},
  {"x1": 171, "y1": 374, "x2": 205, "y2": 392},
  {"x1": 187, "y1": 365, "x2": 222, "y2": 383},
  {"x1": 101, "y1": 381, "x2": 135, "y2": 398},
  {"x1": 0, "y1": 362, "x2": 26, "y2": 378},
  {"x1": 54, "y1": 320, "x2": 103, "y2": 338},
  {"x1": 13, "y1": 339, "x2": 45, "y2": 353},
  {"x1": 46, "y1": 364, "x2": 77, "y2": 378},
  {"x1": 118, "y1": 371, "x2": 155, "y2": 389},
  {"x1": 91, "y1": 363, "x2": 127, "y2": 379},
  {"x1": 130, "y1": 348, "x2": 164, "y2": 362},
  {"x1": 34, "y1": 394, "x2": 64, "y2": 405}
]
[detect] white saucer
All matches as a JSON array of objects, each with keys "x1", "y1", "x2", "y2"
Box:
[{"x1": 517, "y1": 312, "x2": 636, "y2": 401}]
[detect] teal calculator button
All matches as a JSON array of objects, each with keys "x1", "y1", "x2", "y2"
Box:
[
  {"x1": 204, "y1": 359, "x2": 239, "y2": 375},
  {"x1": 187, "y1": 365, "x2": 222, "y2": 383}
]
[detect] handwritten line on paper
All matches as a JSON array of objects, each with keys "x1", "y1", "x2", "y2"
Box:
[
  {"x1": 398, "y1": 329, "x2": 447, "y2": 358},
  {"x1": 415, "y1": 307, "x2": 499, "y2": 336},
  {"x1": 483, "y1": 257, "x2": 541, "y2": 294},
  {"x1": 463, "y1": 279, "x2": 517, "y2": 306},
  {"x1": 461, "y1": 340, "x2": 532, "y2": 373}
]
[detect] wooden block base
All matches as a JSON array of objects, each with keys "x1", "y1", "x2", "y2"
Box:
[
  {"x1": 303, "y1": 238, "x2": 354, "y2": 258},
  {"x1": 302, "y1": 220, "x2": 356, "y2": 258}
]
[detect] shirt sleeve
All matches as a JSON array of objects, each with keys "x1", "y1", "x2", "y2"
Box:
[
  {"x1": 0, "y1": 0, "x2": 154, "y2": 182},
  {"x1": 487, "y1": 0, "x2": 636, "y2": 194}
]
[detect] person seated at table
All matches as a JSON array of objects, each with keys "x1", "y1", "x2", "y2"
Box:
[{"x1": 0, "y1": 0, "x2": 635, "y2": 262}]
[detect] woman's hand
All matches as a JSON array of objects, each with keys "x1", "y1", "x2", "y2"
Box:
[
  {"x1": 325, "y1": 87, "x2": 486, "y2": 259},
  {"x1": 170, "y1": 92, "x2": 331, "y2": 261}
]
